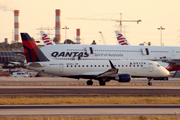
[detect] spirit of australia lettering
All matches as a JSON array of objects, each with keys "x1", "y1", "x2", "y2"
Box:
[{"x1": 51, "y1": 52, "x2": 89, "y2": 57}]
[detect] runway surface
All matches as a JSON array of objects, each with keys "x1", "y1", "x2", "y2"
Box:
[
  {"x1": 0, "y1": 77, "x2": 180, "y2": 85},
  {"x1": 0, "y1": 86, "x2": 180, "y2": 96},
  {"x1": 0, "y1": 77, "x2": 180, "y2": 96},
  {"x1": 0, "y1": 105, "x2": 179, "y2": 117},
  {"x1": 0, "y1": 77, "x2": 180, "y2": 118}
]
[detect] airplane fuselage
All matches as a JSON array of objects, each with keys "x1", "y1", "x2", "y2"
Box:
[
  {"x1": 41, "y1": 44, "x2": 180, "y2": 65},
  {"x1": 27, "y1": 60, "x2": 169, "y2": 80}
]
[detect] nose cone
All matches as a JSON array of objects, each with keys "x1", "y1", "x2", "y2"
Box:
[{"x1": 159, "y1": 67, "x2": 169, "y2": 76}]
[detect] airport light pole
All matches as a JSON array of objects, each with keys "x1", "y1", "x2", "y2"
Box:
[
  {"x1": 157, "y1": 26, "x2": 165, "y2": 46},
  {"x1": 62, "y1": 26, "x2": 69, "y2": 44}
]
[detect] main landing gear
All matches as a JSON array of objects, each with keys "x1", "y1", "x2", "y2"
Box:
[
  {"x1": 148, "y1": 78, "x2": 152, "y2": 86},
  {"x1": 86, "y1": 80, "x2": 106, "y2": 86},
  {"x1": 99, "y1": 80, "x2": 106, "y2": 86},
  {"x1": 86, "y1": 80, "x2": 93, "y2": 85}
]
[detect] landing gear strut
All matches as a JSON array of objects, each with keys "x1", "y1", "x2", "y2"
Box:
[
  {"x1": 148, "y1": 78, "x2": 152, "y2": 86},
  {"x1": 86, "y1": 80, "x2": 93, "y2": 85},
  {"x1": 99, "y1": 80, "x2": 106, "y2": 86}
]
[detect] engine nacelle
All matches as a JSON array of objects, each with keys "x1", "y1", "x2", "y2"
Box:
[{"x1": 116, "y1": 74, "x2": 131, "y2": 82}]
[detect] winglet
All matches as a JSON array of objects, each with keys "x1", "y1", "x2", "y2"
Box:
[
  {"x1": 20, "y1": 33, "x2": 50, "y2": 63},
  {"x1": 109, "y1": 60, "x2": 115, "y2": 68}
]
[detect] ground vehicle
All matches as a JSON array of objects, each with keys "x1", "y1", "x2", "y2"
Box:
[{"x1": 11, "y1": 72, "x2": 29, "y2": 77}]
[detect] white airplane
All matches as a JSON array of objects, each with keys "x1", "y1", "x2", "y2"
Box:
[
  {"x1": 39, "y1": 31, "x2": 178, "y2": 72},
  {"x1": 39, "y1": 42, "x2": 180, "y2": 65},
  {"x1": 21, "y1": 33, "x2": 169, "y2": 86},
  {"x1": 114, "y1": 30, "x2": 180, "y2": 72},
  {"x1": 40, "y1": 31, "x2": 55, "y2": 46}
]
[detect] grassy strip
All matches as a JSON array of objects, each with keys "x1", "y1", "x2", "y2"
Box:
[
  {"x1": 1, "y1": 116, "x2": 180, "y2": 120},
  {"x1": 0, "y1": 83, "x2": 180, "y2": 86},
  {"x1": 0, "y1": 96, "x2": 180, "y2": 105}
]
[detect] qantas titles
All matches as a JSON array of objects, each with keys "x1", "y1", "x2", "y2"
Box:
[
  {"x1": 51, "y1": 52, "x2": 89, "y2": 58},
  {"x1": 51, "y1": 51, "x2": 123, "y2": 58}
]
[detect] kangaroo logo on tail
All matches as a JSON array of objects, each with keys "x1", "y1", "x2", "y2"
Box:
[{"x1": 20, "y1": 33, "x2": 49, "y2": 63}]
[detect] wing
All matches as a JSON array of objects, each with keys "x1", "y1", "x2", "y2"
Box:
[
  {"x1": 28, "y1": 62, "x2": 43, "y2": 67},
  {"x1": 154, "y1": 59, "x2": 180, "y2": 66},
  {"x1": 96, "y1": 68, "x2": 119, "y2": 78},
  {"x1": 82, "y1": 60, "x2": 119, "y2": 79}
]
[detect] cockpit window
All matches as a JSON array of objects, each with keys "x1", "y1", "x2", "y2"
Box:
[{"x1": 157, "y1": 64, "x2": 160, "y2": 67}]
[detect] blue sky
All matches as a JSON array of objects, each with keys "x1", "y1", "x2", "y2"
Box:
[{"x1": 0, "y1": 0, "x2": 180, "y2": 46}]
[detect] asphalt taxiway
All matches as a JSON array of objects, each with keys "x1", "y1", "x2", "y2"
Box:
[
  {"x1": 0, "y1": 77, "x2": 180, "y2": 96},
  {"x1": 0, "y1": 105, "x2": 179, "y2": 117},
  {"x1": 0, "y1": 86, "x2": 180, "y2": 96},
  {"x1": 0, "y1": 77, "x2": 180, "y2": 118},
  {"x1": 0, "y1": 77, "x2": 180, "y2": 85}
]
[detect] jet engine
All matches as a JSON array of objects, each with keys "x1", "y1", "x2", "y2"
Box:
[{"x1": 115, "y1": 74, "x2": 131, "y2": 82}]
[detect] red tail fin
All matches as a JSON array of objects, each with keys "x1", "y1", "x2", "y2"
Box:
[{"x1": 20, "y1": 33, "x2": 49, "y2": 63}]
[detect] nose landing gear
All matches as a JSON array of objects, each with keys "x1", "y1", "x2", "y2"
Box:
[{"x1": 148, "y1": 78, "x2": 152, "y2": 86}]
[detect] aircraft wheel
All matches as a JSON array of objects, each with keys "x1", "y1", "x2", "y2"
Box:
[
  {"x1": 99, "y1": 80, "x2": 106, "y2": 86},
  {"x1": 148, "y1": 78, "x2": 152, "y2": 86},
  {"x1": 148, "y1": 82, "x2": 152, "y2": 86},
  {"x1": 87, "y1": 80, "x2": 93, "y2": 85}
]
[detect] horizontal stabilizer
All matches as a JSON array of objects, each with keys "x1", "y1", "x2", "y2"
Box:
[{"x1": 28, "y1": 62, "x2": 43, "y2": 67}]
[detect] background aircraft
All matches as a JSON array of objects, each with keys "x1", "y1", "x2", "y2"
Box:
[
  {"x1": 0, "y1": 51, "x2": 25, "y2": 68},
  {"x1": 114, "y1": 30, "x2": 180, "y2": 72}
]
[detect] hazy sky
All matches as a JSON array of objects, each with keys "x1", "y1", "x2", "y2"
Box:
[{"x1": 0, "y1": 0, "x2": 180, "y2": 46}]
